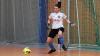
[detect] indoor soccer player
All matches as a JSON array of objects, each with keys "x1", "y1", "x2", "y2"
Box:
[{"x1": 47, "y1": 0, "x2": 75, "y2": 54}]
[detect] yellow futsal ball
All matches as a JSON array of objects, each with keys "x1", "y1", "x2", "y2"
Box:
[{"x1": 23, "y1": 47, "x2": 31, "y2": 55}]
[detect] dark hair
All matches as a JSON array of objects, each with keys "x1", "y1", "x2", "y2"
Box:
[{"x1": 55, "y1": 2, "x2": 61, "y2": 8}]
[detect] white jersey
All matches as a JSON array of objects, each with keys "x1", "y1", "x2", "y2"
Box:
[{"x1": 49, "y1": 12, "x2": 67, "y2": 29}]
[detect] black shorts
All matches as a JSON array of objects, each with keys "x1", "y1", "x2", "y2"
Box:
[{"x1": 48, "y1": 27, "x2": 64, "y2": 38}]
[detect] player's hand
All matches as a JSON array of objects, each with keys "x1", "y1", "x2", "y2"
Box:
[
  {"x1": 69, "y1": 22, "x2": 76, "y2": 27},
  {"x1": 70, "y1": 23, "x2": 76, "y2": 27},
  {"x1": 47, "y1": 24, "x2": 50, "y2": 30}
]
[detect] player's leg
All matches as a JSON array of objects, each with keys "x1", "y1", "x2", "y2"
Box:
[
  {"x1": 47, "y1": 37, "x2": 56, "y2": 54},
  {"x1": 58, "y1": 28, "x2": 67, "y2": 51},
  {"x1": 47, "y1": 29, "x2": 57, "y2": 54}
]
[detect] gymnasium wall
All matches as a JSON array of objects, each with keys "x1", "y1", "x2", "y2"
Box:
[
  {"x1": 0, "y1": 0, "x2": 43, "y2": 44},
  {"x1": 48, "y1": 0, "x2": 100, "y2": 45}
]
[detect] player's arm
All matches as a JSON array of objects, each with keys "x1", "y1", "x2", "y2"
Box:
[
  {"x1": 63, "y1": 17, "x2": 75, "y2": 27},
  {"x1": 48, "y1": 14, "x2": 52, "y2": 25},
  {"x1": 48, "y1": 18, "x2": 51, "y2": 25},
  {"x1": 47, "y1": 14, "x2": 52, "y2": 29},
  {"x1": 65, "y1": 19, "x2": 71, "y2": 24}
]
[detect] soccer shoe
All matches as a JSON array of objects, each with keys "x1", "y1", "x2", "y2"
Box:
[
  {"x1": 48, "y1": 49, "x2": 56, "y2": 54},
  {"x1": 62, "y1": 45, "x2": 67, "y2": 51}
]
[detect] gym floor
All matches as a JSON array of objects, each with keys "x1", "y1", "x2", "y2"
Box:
[{"x1": 0, "y1": 43, "x2": 100, "y2": 56}]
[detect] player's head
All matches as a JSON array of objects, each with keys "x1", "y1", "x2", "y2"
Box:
[
  {"x1": 53, "y1": 1, "x2": 61, "y2": 13},
  {"x1": 53, "y1": 6, "x2": 60, "y2": 13}
]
